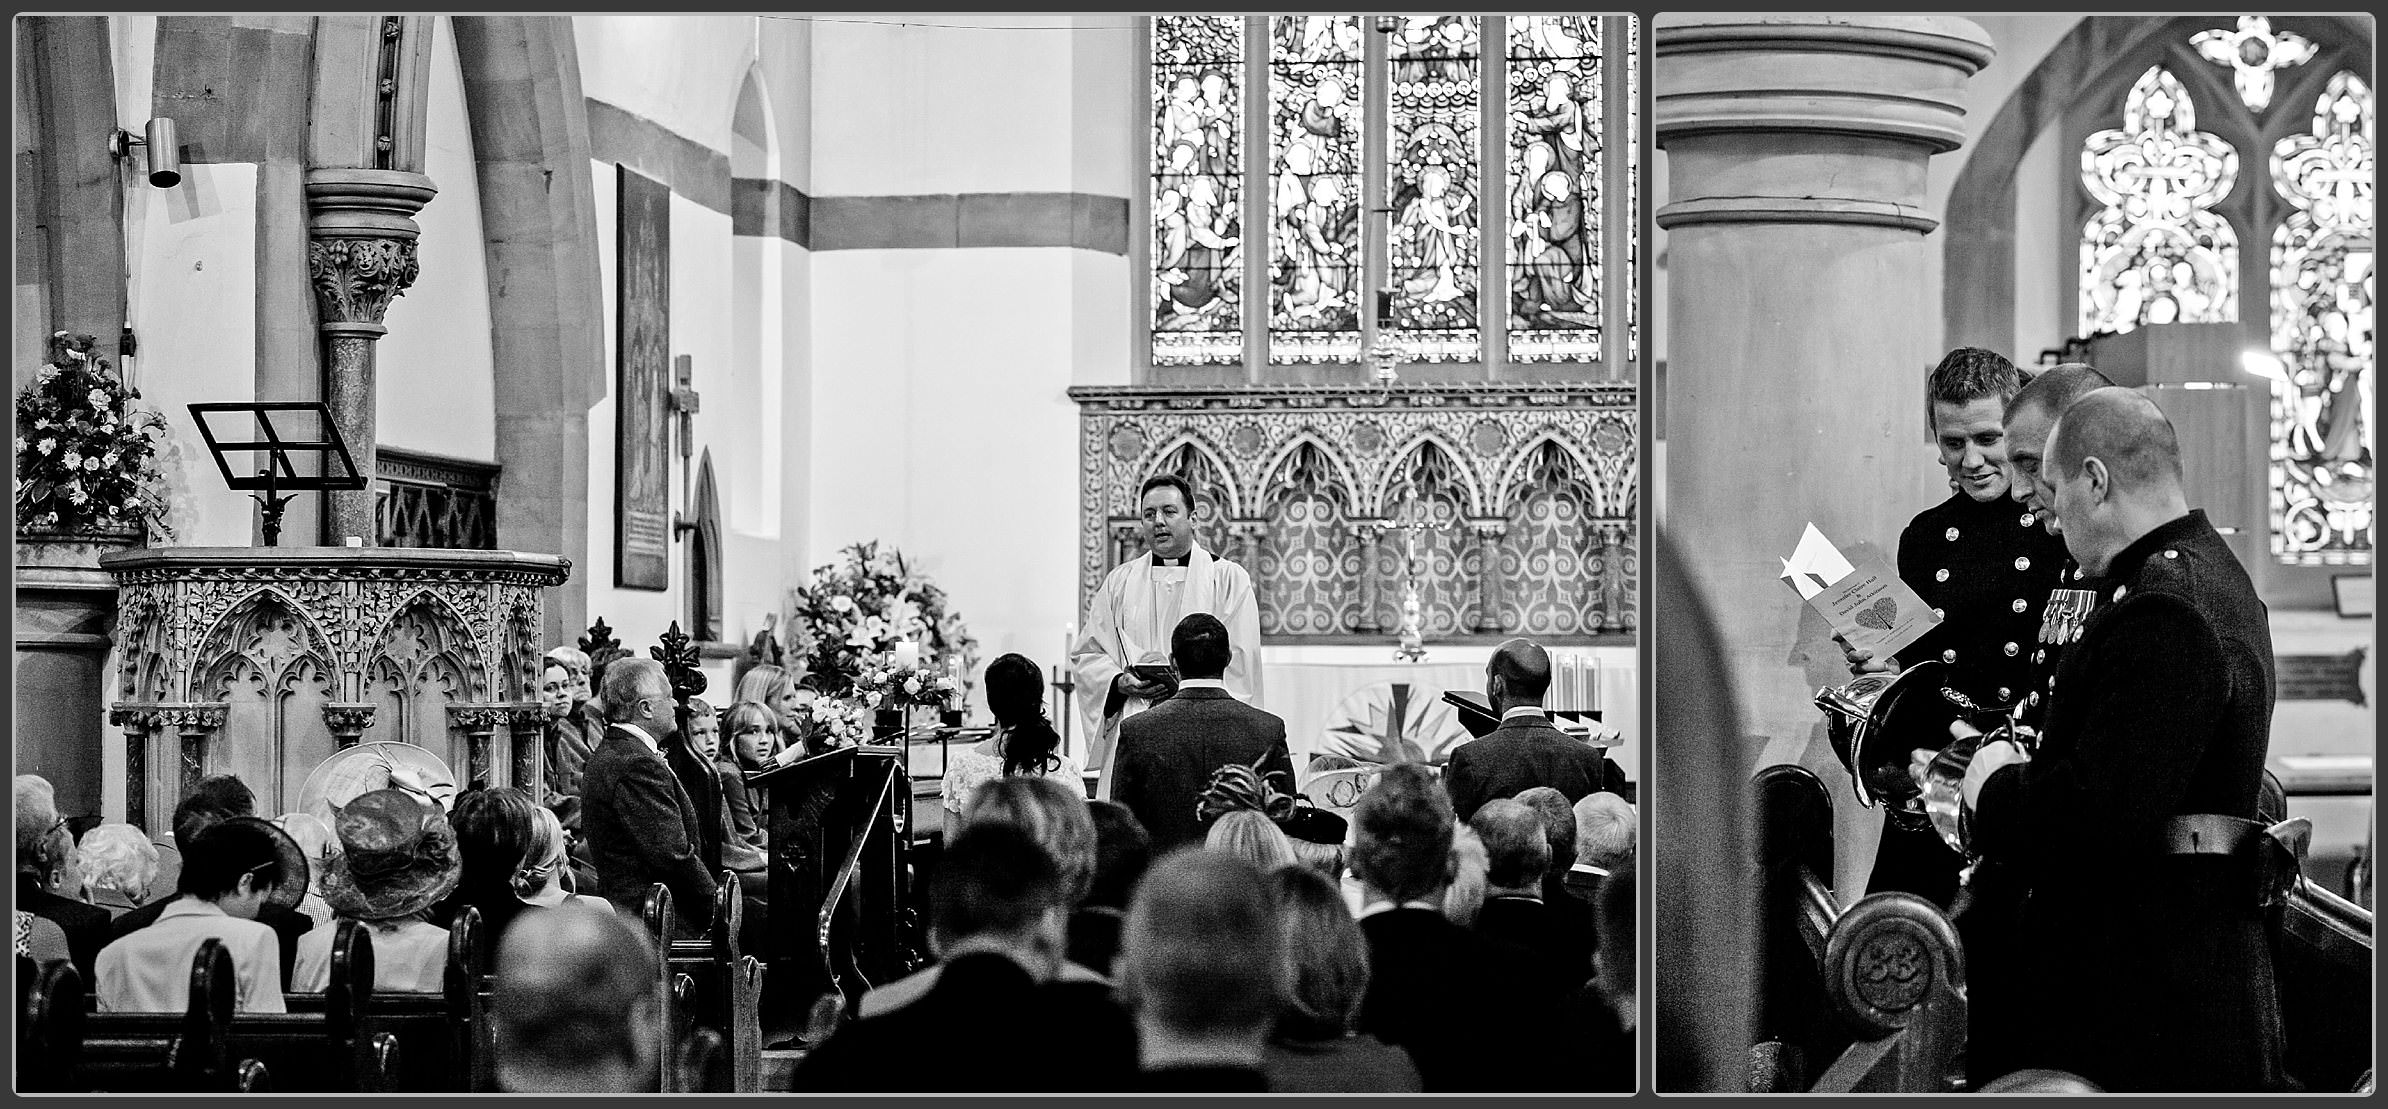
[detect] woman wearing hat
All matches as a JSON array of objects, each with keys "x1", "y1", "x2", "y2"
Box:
[
  {"x1": 291, "y1": 788, "x2": 461, "y2": 994},
  {"x1": 1194, "y1": 759, "x2": 1350, "y2": 878}
]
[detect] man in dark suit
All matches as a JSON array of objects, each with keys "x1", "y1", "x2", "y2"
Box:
[
  {"x1": 1351, "y1": 764, "x2": 1569, "y2": 1092},
  {"x1": 110, "y1": 785, "x2": 311, "y2": 986},
  {"x1": 1120, "y1": 848, "x2": 1278, "y2": 1091},
  {"x1": 1514, "y1": 785, "x2": 1598, "y2": 978},
  {"x1": 795, "y1": 823, "x2": 1137, "y2": 1091},
  {"x1": 1960, "y1": 388, "x2": 2284, "y2": 1091},
  {"x1": 1468, "y1": 799, "x2": 1589, "y2": 987},
  {"x1": 581, "y1": 657, "x2": 717, "y2": 931},
  {"x1": 1111, "y1": 614, "x2": 1294, "y2": 851},
  {"x1": 1443, "y1": 638, "x2": 1605, "y2": 823}
]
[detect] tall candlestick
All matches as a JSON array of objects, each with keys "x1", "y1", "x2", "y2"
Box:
[{"x1": 1063, "y1": 622, "x2": 1076, "y2": 667}]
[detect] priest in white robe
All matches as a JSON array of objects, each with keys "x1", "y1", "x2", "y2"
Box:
[{"x1": 1071, "y1": 474, "x2": 1264, "y2": 798}]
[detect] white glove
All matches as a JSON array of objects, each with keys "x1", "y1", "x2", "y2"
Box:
[{"x1": 1963, "y1": 739, "x2": 2027, "y2": 810}]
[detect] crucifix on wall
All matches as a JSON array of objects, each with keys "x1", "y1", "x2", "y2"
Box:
[{"x1": 670, "y1": 353, "x2": 701, "y2": 539}]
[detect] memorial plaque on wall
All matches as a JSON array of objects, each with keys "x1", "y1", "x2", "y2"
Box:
[{"x1": 615, "y1": 165, "x2": 671, "y2": 590}]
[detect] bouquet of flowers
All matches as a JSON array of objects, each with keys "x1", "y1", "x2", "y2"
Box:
[
  {"x1": 851, "y1": 660, "x2": 961, "y2": 711},
  {"x1": 774, "y1": 697, "x2": 873, "y2": 761},
  {"x1": 786, "y1": 540, "x2": 978, "y2": 698},
  {"x1": 14, "y1": 333, "x2": 174, "y2": 539}
]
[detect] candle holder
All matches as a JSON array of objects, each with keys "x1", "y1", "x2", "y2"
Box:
[{"x1": 1050, "y1": 665, "x2": 1077, "y2": 761}]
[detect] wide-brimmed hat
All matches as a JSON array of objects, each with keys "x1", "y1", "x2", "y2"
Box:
[
  {"x1": 319, "y1": 789, "x2": 461, "y2": 921},
  {"x1": 214, "y1": 816, "x2": 313, "y2": 910},
  {"x1": 1194, "y1": 755, "x2": 1346, "y2": 844}
]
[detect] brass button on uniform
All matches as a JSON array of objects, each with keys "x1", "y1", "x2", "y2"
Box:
[
  {"x1": 2164, "y1": 549, "x2": 2179, "y2": 559},
  {"x1": 2113, "y1": 585, "x2": 2129, "y2": 601},
  {"x1": 2014, "y1": 557, "x2": 2032, "y2": 571},
  {"x1": 1936, "y1": 569, "x2": 1951, "y2": 582},
  {"x1": 2021, "y1": 512, "x2": 2035, "y2": 528},
  {"x1": 2011, "y1": 598, "x2": 2029, "y2": 613},
  {"x1": 2003, "y1": 641, "x2": 2020, "y2": 657},
  {"x1": 1946, "y1": 527, "x2": 1960, "y2": 541},
  {"x1": 1941, "y1": 649, "x2": 1959, "y2": 664}
]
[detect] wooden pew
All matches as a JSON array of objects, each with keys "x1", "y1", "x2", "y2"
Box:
[
  {"x1": 641, "y1": 876, "x2": 766, "y2": 1091},
  {"x1": 19, "y1": 956, "x2": 86, "y2": 1092},
  {"x1": 2276, "y1": 865, "x2": 2375, "y2": 1091},
  {"x1": 63, "y1": 938, "x2": 258, "y2": 1091},
  {"x1": 286, "y1": 906, "x2": 491, "y2": 1092},
  {"x1": 1749, "y1": 764, "x2": 1967, "y2": 1093}
]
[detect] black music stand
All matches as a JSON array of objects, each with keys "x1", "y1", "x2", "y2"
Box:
[{"x1": 188, "y1": 402, "x2": 365, "y2": 546}]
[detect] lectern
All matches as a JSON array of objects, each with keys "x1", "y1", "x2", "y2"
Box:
[{"x1": 747, "y1": 744, "x2": 923, "y2": 1026}]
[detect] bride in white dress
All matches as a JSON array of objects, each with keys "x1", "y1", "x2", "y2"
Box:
[{"x1": 941, "y1": 653, "x2": 1086, "y2": 815}]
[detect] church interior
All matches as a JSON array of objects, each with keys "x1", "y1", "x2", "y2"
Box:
[
  {"x1": 1651, "y1": 13, "x2": 2374, "y2": 1093},
  {"x1": 16, "y1": 14, "x2": 1644, "y2": 1094}
]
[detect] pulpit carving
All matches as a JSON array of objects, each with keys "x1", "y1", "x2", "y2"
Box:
[{"x1": 103, "y1": 548, "x2": 569, "y2": 829}]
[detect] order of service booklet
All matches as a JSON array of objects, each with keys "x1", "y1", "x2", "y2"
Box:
[{"x1": 1778, "y1": 522, "x2": 1941, "y2": 661}]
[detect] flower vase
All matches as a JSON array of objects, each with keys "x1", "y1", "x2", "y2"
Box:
[{"x1": 873, "y1": 708, "x2": 905, "y2": 744}]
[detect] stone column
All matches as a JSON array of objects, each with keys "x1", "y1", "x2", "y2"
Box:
[
  {"x1": 1657, "y1": 14, "x2": 1993, "y2": 896},
  {"x1": 107, "y1": 707, "x2": 157, "y2": 831},
  {"x1": 1595, "y1": 521, "x2": 1633, "y2": 634},
  {"x1": 1468, "y1": 519, "x2": 1507, "y2": 633},
  {"x1": 160, "y1": 704, "x2": 229, "y2": 799},
  {"x1": 304, "y1": 168, "x2": 436, "y2": 544},
  {"x1": 1349, "y1": 521, "x2": 1385, "y2": 634},
  {"x1": 449, "y1": 704, "x2": 512, "y2": 788},
  {"x1": 322, "y1": 702, "x2": 377, "y2": 750},
  {"x1": 507, "y1": 705, "x2": 546, "y2": 792}
]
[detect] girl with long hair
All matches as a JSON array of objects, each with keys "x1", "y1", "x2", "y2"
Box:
[{"x1": 939, "y1": 653, "x2": 1084, "y2": 814}]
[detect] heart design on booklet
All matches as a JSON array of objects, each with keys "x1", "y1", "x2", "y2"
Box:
[{"x1": 1852, "y1": 596, "x2": 1899, "y2": 632}]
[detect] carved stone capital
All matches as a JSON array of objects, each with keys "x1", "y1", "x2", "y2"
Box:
[
  {"x1": 308, "y1": 236, "x2": 422, "y2": 330},
  {"x1": 446, "y1": 703, "x2": 518, "y2": 732},
  {"x1": 322, "y1": 702, "x2": 378, "y2": 750},
  {"x1": 154, "y1": 703, "x2": 229, "y2": 734}
]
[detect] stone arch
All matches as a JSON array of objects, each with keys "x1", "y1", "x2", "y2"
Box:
[
  {"x1": 1372, "y1": 430, "x2": 1486, "y2": 517},
  {"x1": 365, "y1": 588, "x2": 488, "y2": 755},
  {"x1": 1257, "y1": 430, "x2": 1361, "y2": 512},
  {"x1": 1942, "y1": 15, "x2": 2374, "y2": 354},
  {"x1": 15, "y1": 16, "x2": 127, "y2": 379},
  {"x1": 1136, "y1": 430, "x2": 1245, "y2": 518},
  {"x1": 452, "y1": 16, "x2": 606, "y2": 648},
  {"x1": 1493, "y1": 429, "x2": 1599, "y2": 514}
]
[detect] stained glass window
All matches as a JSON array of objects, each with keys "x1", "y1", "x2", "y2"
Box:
[
  {"x1": 2192, "y1": 15, "x2": 2316, "y2": 113},
  {"x1": 2079, "y1": 66, "x2": 2240, "y2": 336},
  {"x1": 1386, "y1": 17, "x2": 1483, "y2": 363},
  {"x1": 1626, "y1": 18, "x2": 1639, "y2": 365},
  {"x1": 1268, "y1": 17, "x2": 1364, "y2": 364},
  {"x1": 1504, "y1": 17, "x2": 1602, "y2": 363},
  {"x1": 2266, "y1": 70, "x2": 2374, "y2": 564},
  {"x1": 1151, "y1": 16, "x2": 1246, "y2": 367}
]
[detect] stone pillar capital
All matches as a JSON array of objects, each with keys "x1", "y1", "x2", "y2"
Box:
[{"x1": 1655, "y1": 14, "x2": 1994, "y2": 233}]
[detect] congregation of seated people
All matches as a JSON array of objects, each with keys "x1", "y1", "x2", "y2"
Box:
[{"x1": 17, "y1": 627, "x2": 1635, "y2": 1093}]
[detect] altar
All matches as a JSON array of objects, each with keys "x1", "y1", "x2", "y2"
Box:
[{"x1": 1259, "y1": 643, "x2": 1639, "y2": 792}]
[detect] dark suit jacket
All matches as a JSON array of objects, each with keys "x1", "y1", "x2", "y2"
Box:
[
  {"x1": 795, "y1": 951, "x2": 1138, "y2": 1091},
  {"x1": 1972, "y1": 511, "x2": 2281, "y2": 1091},
  {"x1": 1113, "y1": 687, "x2": 1294, "y2": 851},
  {"x1": 1357, "y1": 907, "x2": 1570, "y2": 1092},
  {"x1": 109, "y1": 893, "x2": 308, "y2": 987},
  {"x1": 19, "y1": 875, "x2": 112, "y2": 985},
  {"x1": 1442, "y1": 713, "x2": 1606, "y2": 823},
  {"x1": 581, "y1": 725, "x2": 717, "y2": 928},
  {"x1": 1473, "y1": 894, "x2": 1592, "y2": 989}
]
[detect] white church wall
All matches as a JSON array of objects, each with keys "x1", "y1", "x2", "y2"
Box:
[
  {"x1": 809, "y1": 16, "x2": 1087, "y2": 197},
  {"x1": 125, "y1": 162, "x2": 261, "y2": 548},
  {"x1": 378, "y1": 16, "x2": 498, "y2": 464},
  {"x1": 2012, "y1": 113, "x2": 2066, "y2": 363},
  {"x1": 807, "y1": 247, "x2": 1085, "y2": 680},
  {"x1": 574, "y1": 16, "x2": 757, "y2": 156}
]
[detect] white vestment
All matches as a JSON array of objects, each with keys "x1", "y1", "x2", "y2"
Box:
[{"x1": 1070, "y1": 545, "x2": 1264, "y2": 798}]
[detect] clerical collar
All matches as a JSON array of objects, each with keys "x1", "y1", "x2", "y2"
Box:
[{"x1": 1151, "y1": 552, "x2": 1191, "y2": 567}]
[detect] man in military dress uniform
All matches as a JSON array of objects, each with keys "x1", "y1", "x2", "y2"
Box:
[
  {"x1": 1845, "y1": 348, "x2": 2069, "y2": 909},
  {"x1": 1952, "y1": 361, "x2": 2114, "y2": 1085},
  {"x1": 1959, "y1": 388, "x2": 2284, "y2": 1091}
]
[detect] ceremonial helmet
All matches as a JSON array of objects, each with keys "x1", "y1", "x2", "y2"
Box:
[{"x1": 1814, "y1": 658, "x2": 2013, "y2": 827}]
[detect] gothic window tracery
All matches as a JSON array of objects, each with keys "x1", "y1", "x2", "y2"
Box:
[
  {"x1": 2079, "y1": 66, "x2": 2240, "y2": 336},
  {"x1": 1257, "y1": 443, "x2": 1353, "y2": 634}
]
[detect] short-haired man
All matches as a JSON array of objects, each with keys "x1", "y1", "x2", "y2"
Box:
[
  {"x1": 1111, "y1": 613, "x2": 1295, "y2": 851},
  {"x1": 1072, "y1": 472, "x2": 1265, "y2": 798},
  {"x1": 1466, "y1": 800, "x2": 1582, "y2": 983},
  {"x1": 1514, "y1": 786, "x2": 1597, "y2": 982},
  {"x1": 1846, "y1": 348, "x2": 2071, "y2": 909},
  {"x1": 110, "y1": 782, "x2": 312, "y2": 984},
  {"x1": 493, "y1": 904, "x2": 663, "y2": 1092},
  {"x1": 797, "y1": 824, "x2": 1137, "y2": 1090},
  {"x1": 1350, "y1": 764, "x2": 1564, "y2": 1091},
  {"x1": 1118, "y1": 848, "x2": 1280, "y2": 1090},
  {"x1": 1443, "y1": 638, "x2": 1607, "y2": 822},
  {"x1": 94, "y1": 817, "x2": 293, "y2": 1013},
  {"x1": 1956, "y1": 388, "x2": 2283, "y2": 1091},
  {"x1": 580, "y1": 657, "x2": 717, "y2": 931}
]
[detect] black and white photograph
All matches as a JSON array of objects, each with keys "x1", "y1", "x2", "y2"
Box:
[
  {"x1": 12, "y1": 13, "x2": 1644, "y2": 1095},
  {"x1": 1651, "y1": 13, "x2": 2375, "y2": 1094}
]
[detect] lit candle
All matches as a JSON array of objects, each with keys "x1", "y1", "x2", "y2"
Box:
[
  {"x1": 892, "y1": 640, "x2": 920, "y2": 670},
  {"x1": 1063, "y1": 622, "x2": 1076, "y2": 666}
]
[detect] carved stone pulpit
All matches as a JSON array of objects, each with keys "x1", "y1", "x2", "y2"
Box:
[{"x1": 100, "y1": 546, "x2": 570, "y2": 830}]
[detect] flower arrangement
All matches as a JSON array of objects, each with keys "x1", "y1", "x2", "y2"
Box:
[
  {"x1": 786, "y1": 540, "x2": 978, "y2": 698},
  {"x1": 851, "y1": 660, "x2": 961, "y2": 712},
  {"x1": 13, "y1": 333, "x2": 174, "y2": 539},
  {"x1": 773, "y1": 697, "x2": 873, "y2": 760}
]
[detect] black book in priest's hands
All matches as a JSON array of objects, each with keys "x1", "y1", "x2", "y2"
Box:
[{"x1": 1129, "y1": 663, "x2": 1180, "y2": 697}]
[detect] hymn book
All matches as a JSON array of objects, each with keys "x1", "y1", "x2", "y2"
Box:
[{"x1": 1779, "y1": 522, "x2": 1940, "y2": 661}]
